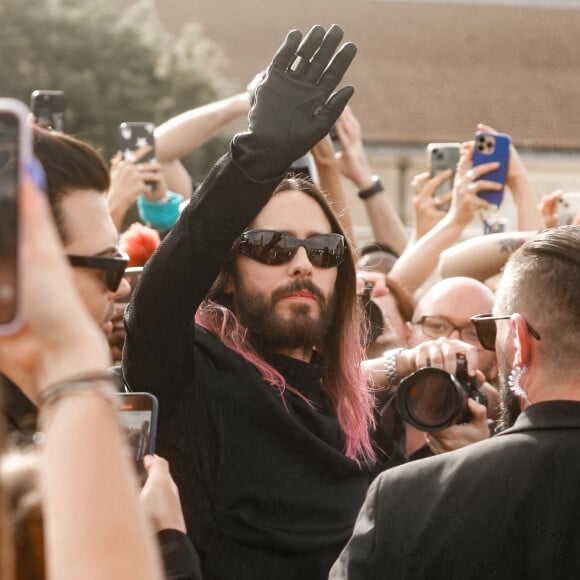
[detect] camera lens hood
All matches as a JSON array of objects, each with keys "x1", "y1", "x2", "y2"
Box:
[{"x1": 395, "y1": 366, "x2": 467, "y2": 432}]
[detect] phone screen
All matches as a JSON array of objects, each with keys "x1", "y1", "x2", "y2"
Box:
[
  {"x1": 0, "y1": 109, "x2": 21, "y2": 327},
  {"x1": 113, "y1": 392, "x2": 159, "y2": 483}
]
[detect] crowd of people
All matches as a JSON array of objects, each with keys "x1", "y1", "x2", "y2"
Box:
[{"x1": 1, "y1": 22, "x2": 580, "y2": 580}]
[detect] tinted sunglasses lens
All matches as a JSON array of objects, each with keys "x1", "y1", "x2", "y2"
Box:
[
  {"x1": 242, "y1": 231, "x2": 295, "y2": 265},
  {"x1": 474, "y1": 318, "x2": 497, "y2": 351},
  {"x1": 106, "y1": 265, "x2": 127, "y2": 292},
  {"x1": 305, "y1": 234, "x2": 344, "y2": 268}
]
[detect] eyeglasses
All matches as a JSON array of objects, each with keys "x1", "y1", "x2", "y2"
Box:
[
  {"x1": 68, "y1": 251, "x2": 130, "y2": 292},
  {"x1": 470, "y1": 313, "x2": 541, "y2": 351},
  {"x1": 237, "y1": 229, "x2": 345, "y2": 268},
  {"x1": 412, "y1": 315, "x2": 481, "y2": 347}
]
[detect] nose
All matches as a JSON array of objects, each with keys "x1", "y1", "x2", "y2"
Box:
[
  {"x1": 111, "y1": 276, "x2": 131, "y2": 301},
  {"x1": 287, "y1": 245, "x2": 313, "y2": 277},
  {"x1": 448, "y1": 327, "x2": 461, "y2": 340}
]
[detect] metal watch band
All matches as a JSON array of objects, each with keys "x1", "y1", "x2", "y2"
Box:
[{"x1": 383, "y1": 347, "x2": 404, "y2": 385}]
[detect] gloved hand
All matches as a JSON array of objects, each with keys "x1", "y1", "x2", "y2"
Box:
[{"x1": 232, "y1": 24, "x2": 357, "y2": 182}]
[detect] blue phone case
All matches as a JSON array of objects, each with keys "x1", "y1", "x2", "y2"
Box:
[{"x1": 472, "y1": 131, "x2": 510, "y2": 207}]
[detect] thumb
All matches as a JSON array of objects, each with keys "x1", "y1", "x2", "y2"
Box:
[{"x1": 467, "y1": 397, "x2": 488, "y2": 421}]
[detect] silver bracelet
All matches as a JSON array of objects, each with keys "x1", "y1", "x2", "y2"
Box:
[
  {"x1": 38, "y1": 371, "x2": 120, "y2": 409},
  {"x1": 383, "y1": 347, "x2": 404, "y2": 386}
]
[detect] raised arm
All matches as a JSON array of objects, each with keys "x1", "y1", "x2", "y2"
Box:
[
  {"x1": 310, "y1": 133, "x2": 357, "y2": 247},
  {"x1": 124, "y1": 25, "x2": 357, "y2": 393},
  {"x1": 439, "y1": 230, "x2": 535, "y2": 281},
  {"x1": 336, "y1": 106, "x2": 409, "y2": 256},
  {"x1": 477, "y1": 123, "x2": 543, "y2": 231},
  {"x1": 389, "y1": 142, "x2": 500, "y2": 295},
  {"x1": 154, "y1": 93, "x2": 251, "y2": 164}
]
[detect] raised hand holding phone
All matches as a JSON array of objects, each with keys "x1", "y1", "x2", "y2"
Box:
[
  {"x1": 472, "y1": 130, "x2": 511, "y2": 208},
  {"x1": 427, "y1": 142, "x2": 461, "y2": 212}
]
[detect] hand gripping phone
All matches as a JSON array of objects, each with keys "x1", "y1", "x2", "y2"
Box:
[
  {"x1": 30, "y1": 90, "x2": 66, "y2": 132},
  {"x1": 427, "y1": 142, "x2": 461, "y2": 211},
  {"x1": 472, "y1": 131, "x2": 511, "y2": 208},
  {"x1": 0, "y1": 99, "x2": 31, "y2": 333},
  {"x1": 113, "y1": 392, "x2": 159, "y2": 484}
]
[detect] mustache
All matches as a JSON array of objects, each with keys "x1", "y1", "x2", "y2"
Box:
[{"x1": 271, "y1": 278, "x2": 326, "y2": 305}]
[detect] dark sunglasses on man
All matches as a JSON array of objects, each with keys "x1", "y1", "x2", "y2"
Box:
[
  {"x1": 237, "y1": 229, "x2": 345, "y2": 268},
  {"x1": 470, "y1": 313, "x2": 541, "y2": 351},
  {"x1": 68, "y1": 251, "x2": 130, "y2": 292}
]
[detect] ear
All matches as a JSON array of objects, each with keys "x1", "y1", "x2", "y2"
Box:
[{"x1": 511, "y1": 313, "x2": 531, "y2": 368}]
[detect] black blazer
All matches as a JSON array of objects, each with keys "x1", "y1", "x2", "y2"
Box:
[{"x1": 330, "y1": 400, "x2": 580, "y2": 580}]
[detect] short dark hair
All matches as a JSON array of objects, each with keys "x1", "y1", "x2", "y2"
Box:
[
  {"x1": 32, "y1": 127, "x2": 110, "y2": 243},
  {"x1": 501, "y1": 225, "x2": 580, "y2": 375}
]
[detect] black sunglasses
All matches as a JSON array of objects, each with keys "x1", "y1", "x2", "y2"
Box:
[
  {"x1": 68, "y1": 251, "x2": 130, "y2": 292},
  {"x1": 238, "y1": 229, "x2": 345, "y2": 268},
  {"x1": 470, "y1": 313, "x2": 541, "y2": 351}
]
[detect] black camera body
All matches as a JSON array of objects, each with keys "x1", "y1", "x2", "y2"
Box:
[{"x1": 395, "y1": 355, "x2": 488, "y2": 432}]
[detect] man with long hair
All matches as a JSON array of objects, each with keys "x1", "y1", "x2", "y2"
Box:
[{"x1": 123, "y1": 25, "x2": 377, "y2": 580}]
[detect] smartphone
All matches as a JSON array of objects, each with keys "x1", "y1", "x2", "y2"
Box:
[
  {"x1": 557, "y1": 192, "x2": 580, "y2": 226},
  {"x1": 289, "y1": 151, "x2": 319, "y2": 184},
  {"x1": 30, "y1": 90, "x2": 66, "y2": 132},
  {"x1": 427, "y1": 142, "x2": 461, "y2": 211},
  {"x1": 114, "y1": 266, "x2": 143, "y2": 304},
  {"x1": 472, "y1": 131, "x2": 511, "y2": 208},
  {"x1": 119, "y1": 121, "x2": 156, "y2": 164},
  {"x1": 113, "y1": 392, "x2": 159, "y2": 483},
  {"x1": 0, "y1": 99, "x2": 30, "y2": 333}
]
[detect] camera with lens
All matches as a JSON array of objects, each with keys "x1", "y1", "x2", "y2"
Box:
[{"x1": 395, "y1": 354, "x2": 488, "y2": 432}]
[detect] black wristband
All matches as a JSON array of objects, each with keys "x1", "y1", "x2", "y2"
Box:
[{"x1": 357, "y1": 176, "x2": 384, "y2": 200}]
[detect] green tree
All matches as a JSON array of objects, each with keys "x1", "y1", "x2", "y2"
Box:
[{"x1": 0, "y1": 0, "x2": 234, "y2": 181}]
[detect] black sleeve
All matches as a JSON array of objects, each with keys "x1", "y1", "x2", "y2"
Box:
[
  {"x1": 157, "y1": 529, "x2": 203, "y2": 580},
  {"x1": 122, "y1": 153, "x2": 281, "y2": 398},
  {"x1": 328, "y1": 475, "x2": 380, "y2": 580}
]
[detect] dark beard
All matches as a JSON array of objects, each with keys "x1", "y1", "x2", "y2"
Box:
[
  {"x1": 234, "y1": 276, "x2": 336, "y2": 351},
  {"x1": 497, "y1": 342, "x2": 521, "y2": 430}
]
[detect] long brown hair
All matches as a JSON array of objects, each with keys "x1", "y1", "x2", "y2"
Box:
[{"x1": 196, "y1": 178, "x2": 375, "y2": 462}]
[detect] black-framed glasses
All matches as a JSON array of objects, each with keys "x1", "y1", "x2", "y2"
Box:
[
  {"x1": 470, "y1": 313, "x2": 541, "y2": 351},
  {"x1": 412, "y1": 315, "x2": 482, "y2": 347},
  {"x1": 237, "y1": 229, "x2": 345, "y2": 268},
  {"x1": 68, "y1": 251, "x2": 130, "y2": 292}
]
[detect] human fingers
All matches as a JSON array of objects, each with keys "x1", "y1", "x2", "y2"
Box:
[
  {"x1": 410, "y1": 172, "x2": 430, "y2": 196},
  {"x1": 538, "y1": 190, "x2": 562, "y2": 228},
  {"x1": 464, "y1": 160, "x2": 500, "y2": 181},
  {"x1": 133, "y1": 145, "x2": 154, "y2": 163}
]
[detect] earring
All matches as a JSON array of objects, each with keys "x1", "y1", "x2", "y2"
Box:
[{"x1": 508, "y1": 364, "x2": 529, "y2": 404}]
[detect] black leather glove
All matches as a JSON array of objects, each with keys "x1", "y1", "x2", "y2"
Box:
[{"x1": 232, "y1": 24, "x2": 356, "y2": 182}]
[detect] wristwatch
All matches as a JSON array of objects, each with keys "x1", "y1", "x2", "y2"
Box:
[
  {"x1": 383, "y1": 347, "x2": 404, "y2": 385},
  {"x1": 357, "y1": 176, "x2": 384, "y2": 200}
]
